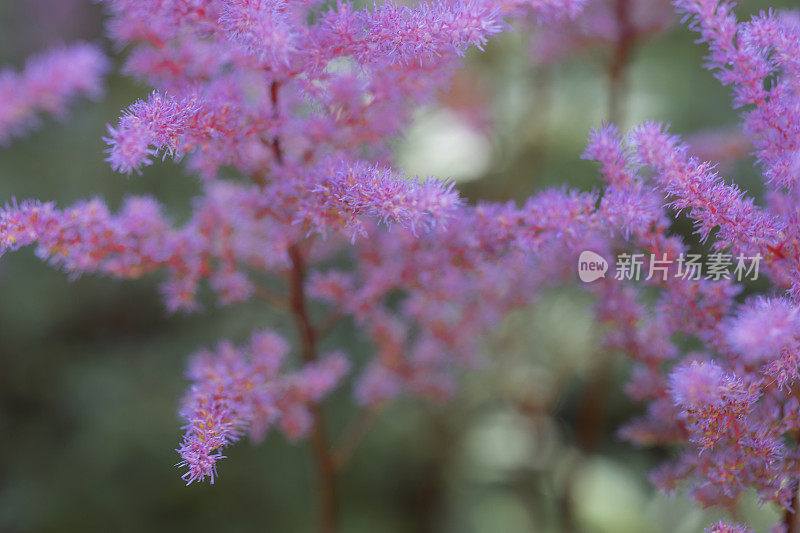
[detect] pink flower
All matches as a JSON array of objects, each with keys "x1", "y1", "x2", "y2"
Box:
[{"x1": 0, "y1": 43, "x2": 108, "y2": 145}]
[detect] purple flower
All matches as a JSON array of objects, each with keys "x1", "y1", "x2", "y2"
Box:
[
  {"x1": 706, "y1": 520, "x2": 753, "y2": 533},
  {"x1": 0, "y1": 43, "x2": 108, "y2": 145},
  {"x1": 669, "y1": 360, "x2": 729, "y2": 408},
  {"x1": 177, "y1": 330, "x2": 349, "y2": 483}
]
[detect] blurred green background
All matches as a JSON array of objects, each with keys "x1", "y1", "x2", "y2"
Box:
[{"x1": 0, "y1": 1, "x2": 792, "y2": 531}]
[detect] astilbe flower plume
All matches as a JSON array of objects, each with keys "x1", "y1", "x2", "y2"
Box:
[
  {"x1": 306, "y1": 160, "x2": 462, "y2": 237},
  {"x1": 706, "y1": 521, "x2": 753, "y2": 533},
  {"x1": 669, "y1": 361, "x2": 760, "y2": 450},
  {"x1": 7, "y1": 0, "x2": 800, "y2": 530},
  {"x1": 576, "y1": 6, "x2": 800, "y2": 514},
  {"x1": 177, "y1": 330, "x2": 349, "y2": 484},
  {"x1": 675, "y1": 0, "x2": 800, "y2": 190},
  {"x1": 0, "y1": 43, "x2": 108, "y2": 145},
  {"x1": 218, "y1": 0, "x2": 298, "y2": 67},
  {"x1": 0, "y1": 0, "x2": 587, "y2": 487},
  {"x1": 726, "y1": 297, "x2": 800, "y2": 382}
]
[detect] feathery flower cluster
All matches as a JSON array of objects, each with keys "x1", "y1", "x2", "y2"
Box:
[
  {"x1": 583, "y1": 114, "x2": 800, "y2": 514},
  {"x1": 707, "y1": 521, "x2": 753, "y2": 533},
  {"x1": 669, "y1": 361, "x2": 760, "y2": 449},
  {"x1": 178, "y1": 329, "x2": 349, "y2": 484},
  {"x1": 0, "y1": 0, "x2": 583, "y2": 483},
  {"x1": 571, "y1": 2, "x2": 800, "y2": 525},
  {"x1": 4, "y1": 0, "x2": 800, "y2": 530},
  {"x1": 0, "y1": 43, "x2": 108, "y2": 145},
  {"x1": 307, "y1": 160, "x2": 462, "y2": 237},
  {"x1": 675, "y1": 0, "x2": 800, "y2": 189}
]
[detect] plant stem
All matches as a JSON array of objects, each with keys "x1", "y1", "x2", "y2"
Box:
[
  {"x1": 288, "y1": 243, "x2": 339, "y2": 533},
  {"x1": 784, "y1": 479, "x2": 800, "y2": 532},
  {"x1": 265, "y1": 77, "x2": 337, "y2": 532},
  {"x1": 571, "y1": 0, "x2": 637, "y2": 483},
  {"x1": 608, "y1": 0, "x2": 635, "y2": 125},
  {"x1": 332, "y1": 407, "x2": 382, "y2": 471},
  {"x1": 270, "y1": 81, "x2": 284, "y2": 166}
]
